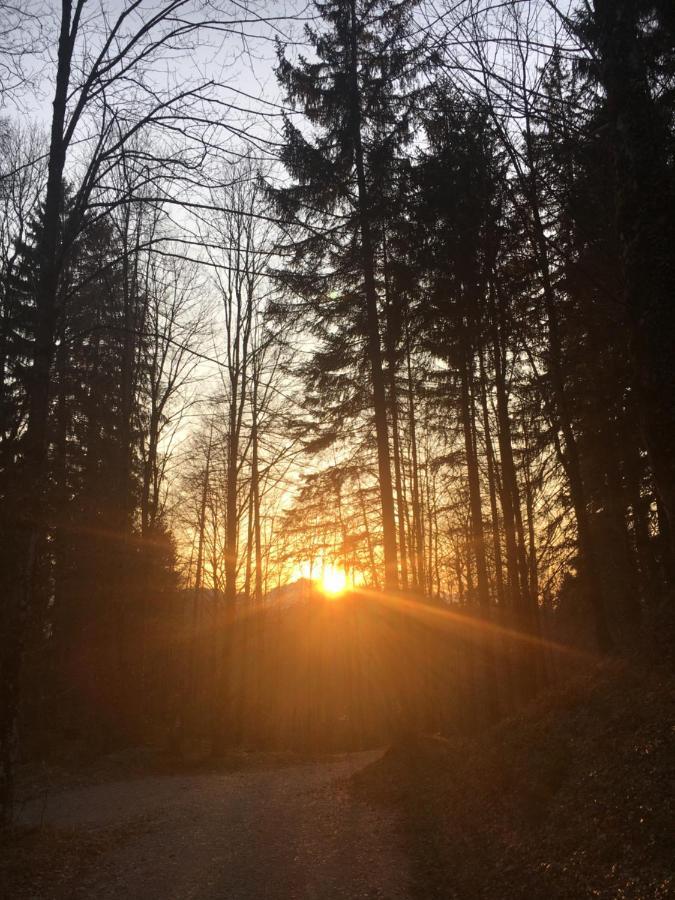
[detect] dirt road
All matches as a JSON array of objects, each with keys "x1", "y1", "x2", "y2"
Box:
[{"x1": 17, "y1": 750, "x2": 411, "y2": 900}]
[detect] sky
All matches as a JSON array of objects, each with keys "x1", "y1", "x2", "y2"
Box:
[
  {"x1": 0, "y1": 1, "x2": 326, "y2": 569},
  {"x1": 0, "y1": 0, "x2": 583, "y2": 585},
  {"x1": 4, "y1": 1, "x2": 310, "y2": 127}
]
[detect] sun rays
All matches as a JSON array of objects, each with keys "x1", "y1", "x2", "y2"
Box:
[{"x1": 319, "y1": 564, "x2": 347, "y2": 597}]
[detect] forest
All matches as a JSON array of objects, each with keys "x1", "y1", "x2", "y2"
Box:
[{"x1": 0, "y1": 1, "x2": 673, "y2": 898}]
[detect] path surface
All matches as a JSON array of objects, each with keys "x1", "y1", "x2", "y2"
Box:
[{"x1": 19, "y1": 750, "x2": 411, "y2": 900}]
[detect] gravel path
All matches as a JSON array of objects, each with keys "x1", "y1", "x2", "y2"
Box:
[{"x1": 18, "y1": 751, "x2": 411, "y2": 900}]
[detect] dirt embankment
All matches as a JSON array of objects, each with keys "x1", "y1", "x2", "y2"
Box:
[{"x1": 357, "y1": 660, "x2": 675, "y2": 900}]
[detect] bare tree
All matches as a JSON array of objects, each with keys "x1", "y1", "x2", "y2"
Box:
[
  {"x1": 0, "y1": 0, "x2": 44, "y2": 103},
  {"x1": 0, "y1": 0, "x2": 284, "y2": 824},
  {"x1": 206, "y1": 160, "x2": 276, "y2": 606},
  {"x1": 139, "y1": 249, "x2": 206, "y2": 538}
]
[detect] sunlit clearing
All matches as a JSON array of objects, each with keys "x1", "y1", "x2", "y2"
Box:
[{"x1": 320, "y1": 565, "x2": 347, "y2": 597}]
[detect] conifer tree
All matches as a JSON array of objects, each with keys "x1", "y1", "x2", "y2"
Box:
[{"x1": 270, "y1": 0, "x2": 427, "y2": 590}]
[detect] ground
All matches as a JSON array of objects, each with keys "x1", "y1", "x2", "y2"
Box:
[
  {"x1": 357, "y1": 660, "x2": 675, "y2": 900},
  {"x1": 3, "y1": 751, "x2": 411, "y2": 900},
  {"x1": 4, "y1": 659, "x2": 673, "y2": 899}
]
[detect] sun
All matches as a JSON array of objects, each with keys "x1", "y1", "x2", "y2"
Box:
[{"x1": 319, "y1": 565, "x2": 347, "y2": 596}]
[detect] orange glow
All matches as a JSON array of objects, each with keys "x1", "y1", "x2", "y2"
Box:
[{"x1": 319, "y1": 565, "x2": 347, "y2": 596}]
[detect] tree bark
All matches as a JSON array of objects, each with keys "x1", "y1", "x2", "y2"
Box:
[
  {"x1": 459, "y1": 336, "x2": 490, "y2": 609},
  {"x1": 347, "y1": 0, "x2": 398, "y2": 590},
  {"x1": 593, "y1": 0, "x2": 675, "y2": 562},
  {"x1": 383, "y1": 240, "x2": 408, "y2": 589},
  {"x1": 0, "y1": 0, "x2": 74, "y2": 824},
  {"x1": 478, "y1": 348, "x2": 505, "y2": 606},
  {"x1": 405, "y1": 309, "x2": 425, "y2": 592}
]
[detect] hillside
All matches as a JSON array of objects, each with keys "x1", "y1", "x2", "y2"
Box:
[
  {"x1": 356, "y1": 660, "x2": 674, "y2": 899},
  {"x1": 215, "y1": 590, "x2": 467, "y2": 751}
]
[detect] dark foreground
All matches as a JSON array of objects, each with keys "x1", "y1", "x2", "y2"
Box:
[
  {"x1": 357, "y1": 660, "x2": 675, "y2": 900},
  {"x1": 2, "y1": 751, "x2": 410, "y2": 900},
  {"x1": 3, "y1": 661, "x2": 673, "y2": 900}
]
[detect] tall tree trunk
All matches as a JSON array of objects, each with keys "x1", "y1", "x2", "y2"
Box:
[
  {"x1": 405, "y1": 310, "x2": 425, "y2": 591},
  {"x1": 539, "y1": 263, "x2": 612, "y2": 651},
  {"x1": 593, "y1": 0, "x2": 675, "y2": 562},
  {"x1": 187, "y1": 428, "x2": 212, "y2": 735},
  {"x1": 118, "y1": 201, "x2": 141, "y2": 534},
  {"x1": 624, "y1": 438, "x2": 659, "y2": 599},
  {"x1": 459, "y1": 337, "x2": 490, "y2": 609},
  {"x1": 425, "y1": 469, "x2": 435, "y2": 597},
  {"x1": 224, "y1": 394, "x2": 239, "y2": 606},
  {"x1": 251, "y1": 376, "x2": 263, "y2": 605},
  {"x1": 357, "y1": 475, "x2": 377, "y2": 588},
  {"x1": 244, "y1": 485, "x2": 254, "y2": 602},
  {"x1": 383, "y1": 258, "x2": 408, "y2": 588},
  {"x1": 491, "y1": 293, "x2": 524, "y2": 614},
  {"x1": 519, "y1": 97, "x2": 613, "y2": 649},
  {"x1": 0, "y1": 0, "x2": 74, "y2": 824},
  {"x1": 478, "y1": 348, "x2": 505, "y2": 606},
  {"x1": 520, "y1": 422, "x2": 539, "y2": 604},
  {"x1": 116, "y1": 200, "x2": 144, "y2": 734},
  {"x1": 348, "y1": 0, "x2": 398, "y2": 590},
  {"x1": 50, "y1": 327, "x2": 70, "y2": 732}
]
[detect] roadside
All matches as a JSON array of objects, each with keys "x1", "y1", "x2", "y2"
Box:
[
  {"x1": 2, "y1": 750, "x2": 412, "y2": 900},
  {"x1": 356, "y1": 661, "x2": 675, "y2": 900}
]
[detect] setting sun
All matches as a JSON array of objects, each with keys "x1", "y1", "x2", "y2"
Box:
[{"x1": 319, "y1": 565, "x2": 347, "y2": 596}]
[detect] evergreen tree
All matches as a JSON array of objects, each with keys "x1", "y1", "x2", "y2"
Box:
[{"x1": 270, "y1": 0, "x2": 428, "y2": 590}]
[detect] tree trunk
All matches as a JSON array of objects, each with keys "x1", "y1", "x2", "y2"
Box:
[
  {"x1": 187, "y1": 429, "x2": 212, "y2": 736},
  {"x1": 478, "y1": 348, "x2": 505, "y2": 606},
  {"x1": 459, "y1": 337, "x2": 490, "y2": 609},
  {"x1": 251, "y1": 378, "x2": 263, "y2": 604},
  {"x1": 224, "y1": 394, "x2": 238, "y2": 606},
  {"x1": 593, "y1": 0, "x2": 675, "y2": 562},
  {"x1": 490, "y1": 289, "x2": 526, "y2": 616},
  {"x1": 527, "y1": 188, "x2": 613, "y2": 651},
  {"x1": 348, "y1": 0, "x2": 398, "y2": 590},
  {"x1": 405, "y1": 309, "x2": 425, "y2": 591},
  {"x1": 383, "y1": 254, "x2": 408, "y2": 588},
  {"x1": 0, "y1": 0, "x2": 74, "y2": 824},
  {"x1": 520, "y1": 422, "x2": 539, "y2": 604}
]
